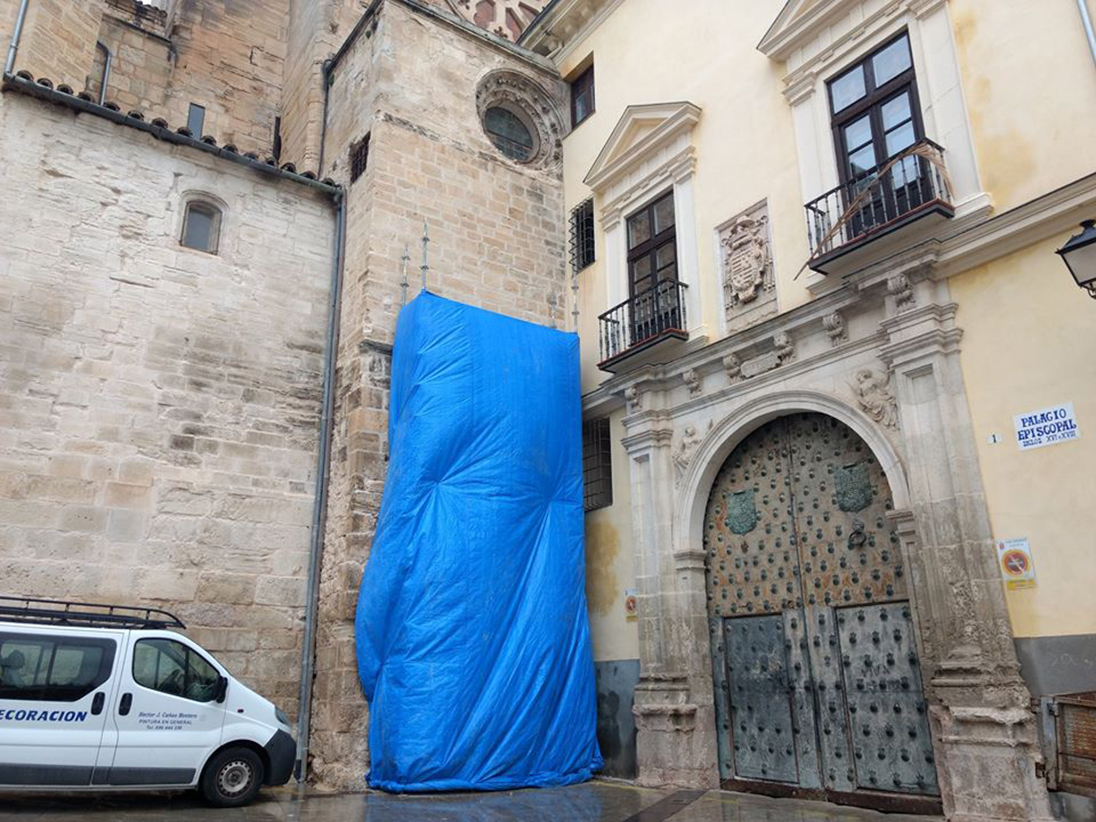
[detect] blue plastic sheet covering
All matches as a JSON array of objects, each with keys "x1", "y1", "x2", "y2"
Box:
[{"x1": 354, "y1": 291, "x2": 603, "y2": 792}]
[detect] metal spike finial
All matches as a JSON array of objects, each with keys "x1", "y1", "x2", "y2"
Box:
[
  {"x1": 571, "y1": 272, "x2": 580, "y2": 330},
  {"x1": 420, "y1": 218, "x2": 429, "y2": 292},
  {"x1": 400, "y1": 243, "x2": 410, "y2": 306}
]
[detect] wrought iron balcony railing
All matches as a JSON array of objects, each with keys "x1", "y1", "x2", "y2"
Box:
[
  {"x1": 805, "y1": 139, "x2": 953, "y2": 260},
  {"x1": 598, "y1": 279, "x2": 688, "y2": 365}
]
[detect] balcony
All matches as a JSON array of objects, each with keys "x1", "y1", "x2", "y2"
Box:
[
  {"x1": 598, "y1": 280, "x2": 689, "y2": 373},
  {"x1": 805, "y1": 140, "x2": 954, "y2": 276}
]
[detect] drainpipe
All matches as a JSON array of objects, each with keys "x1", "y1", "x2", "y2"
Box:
[
  {"x1": 95, "y1": 40, "x2": 111, "y2": 106},
  {"x1": 318, "y1": 0, "x2": 382, "y2": 177},
  {"x1": 318, "y1": 58, "x2": 333, "y2": 177},
  {"x1": 4, "y1": 0, "x2": 30, "y2": 75},
  {"x1": 294, "y1": 188, "x2": 346, "y2": 783},
  {"x1": 1079, "y1": 0, "x2": 1096, "y2": 70}
]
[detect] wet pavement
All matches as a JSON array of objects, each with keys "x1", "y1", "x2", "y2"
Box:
[{"x1": 0, "y1": 781, "x2": 941, "y2": 821}]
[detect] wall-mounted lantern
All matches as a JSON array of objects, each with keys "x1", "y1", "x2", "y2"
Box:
[{"x1": 1056, "y1": 220, "x2": 1096, "y2": 299}]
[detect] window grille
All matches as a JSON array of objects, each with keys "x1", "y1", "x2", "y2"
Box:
[
  {"x1": 570, "y1": 198, "x2": 595, "y2": 274},
  {"x1": 350, "y1": 134, "x2": 370, "y2": 183},
  {"x1": 583, "y1": 417, "x2": 613, "y2": 511}
]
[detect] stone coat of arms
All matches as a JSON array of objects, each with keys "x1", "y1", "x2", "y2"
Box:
[{"x1": 721, "y1": 215, "x2": 770, "y2": 307}]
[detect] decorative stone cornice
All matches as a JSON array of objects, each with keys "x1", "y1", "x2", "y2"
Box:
[
  {"x1": 601, "y1": 147, "x2": 696, "y2": 231},
  {"x1": 518, "y1": 0, "x2": 625, "y2": 60},
  {"x1": 761, "y1": 0, "x2": 921, "y2": 102},
  {"x1": 584, "y1": 101, "x2": 701, "y2": 192}
]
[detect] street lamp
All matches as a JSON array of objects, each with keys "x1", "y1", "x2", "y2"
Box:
[{"x1": 1056, "y1": 220, "x2": 1096, "y2": 299}]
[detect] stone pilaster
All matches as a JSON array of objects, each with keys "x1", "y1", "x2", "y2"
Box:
[
  {"x1": 880, "y1": 292, "x2": 1053, "y2": 822},
  {"x1": 620, "y1": 404, "x2": 718, "y2": 788}
]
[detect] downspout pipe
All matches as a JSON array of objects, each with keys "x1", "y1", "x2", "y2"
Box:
[
  {"x1": 4, "y1": 0, "x2": 30, "y2": 75},
  {"x1": 318, "y1": 0, "x2": 382, "y2": 177},
  {"x1": 1079, "y1": 0, "x2": 1096, "y2": 70},
  {"x1": 318, "y1": 58, "x2": 333, "y2": 177},
  {"x1": 95, "y1": 40, "x2": 111, "y2": 106},
  {"x1": 294, "y1": 187, "x2": 345, "y2": 783}
]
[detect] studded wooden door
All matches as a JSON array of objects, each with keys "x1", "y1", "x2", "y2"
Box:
[{"x1": 704, "y1": 413, "x2": 939, "y2": 811}]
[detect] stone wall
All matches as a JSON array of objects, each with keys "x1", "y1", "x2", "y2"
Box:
[
  {"x1": 0, "y1": 90, "x2": 336, "y2": 718},
  {"x1": 304, "y1": 0, "x2": 568, "y2": 790},
  {"x1": 0, "y1": 0, "x2": 103, "y2": 85},
  {"x1": 1, "y1": 0, "x2": 292, "y2": 161},
  {"x1": 91, "y1": 0, "x2": 292, "y2": 155}
]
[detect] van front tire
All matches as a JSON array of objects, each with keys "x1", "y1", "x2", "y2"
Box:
[{"x1": 200, "y1": 747, "x2": 264, "y2": 807}]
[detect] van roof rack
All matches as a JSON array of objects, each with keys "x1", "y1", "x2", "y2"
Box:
[{"x1": 0, "y1": 596, "x2": 186, "y2": 630}]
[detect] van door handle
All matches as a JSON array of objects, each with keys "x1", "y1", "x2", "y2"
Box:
[
  {"x1": 118, "y1": 693, "x2": 132, "y2": 716},
  {"x1": 91, "y1": 692, "x2": 105, "y2": 715}
]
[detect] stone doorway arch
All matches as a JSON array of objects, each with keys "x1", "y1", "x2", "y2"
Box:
[{"x1": 699, "y1": 410, "x2": 940, "y2": 813}]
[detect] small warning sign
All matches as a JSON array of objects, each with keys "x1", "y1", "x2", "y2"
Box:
[
  {"x1": 996, "y1": 538, "x2": 1036, "y2": 590},
  {"x1": 624, "y1": 588, "x2": 638, "y2": 622}
]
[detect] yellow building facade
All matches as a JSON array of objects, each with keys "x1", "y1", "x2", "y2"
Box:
[{"x1": 522, "y1": 1, "x2": 1096, "y2": 820}]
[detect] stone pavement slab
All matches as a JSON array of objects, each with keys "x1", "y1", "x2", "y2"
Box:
[{"x1": 0, "y1": 781, "x2": 942, "y2": 822}]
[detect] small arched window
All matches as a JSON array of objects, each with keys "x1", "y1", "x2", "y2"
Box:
[{"x1": 180, "y1": 200, "x2": 222, "y2": 254}]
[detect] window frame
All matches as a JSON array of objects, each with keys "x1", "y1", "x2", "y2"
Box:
[
  {"x1": 179, "y1": 199, "x2": 222, "y2": 255},
  {"x1": 583, "y1": 417, "x2": 613, "y2": 512},
  {"x1": 828, "y1": 31, "x2": 924, "y2": 188},
  {"x1": 483, "y1": 105, "x2": 538, "y2": 164},
  {"x1": 0, "y1": 631, "x2": 116, "y2": 703},
  {"x1": 625, "y1": 189, "x2": 677, "y2": 299},
  {"x1": 570, "y1": 64, "x2": 595, "y2": 128},
  {"x1": 186, "y1": 103, "x2": 206, "y2": 137},
  {"x1": 131, "y1": 637, "x2": 221, "y2": 704}
]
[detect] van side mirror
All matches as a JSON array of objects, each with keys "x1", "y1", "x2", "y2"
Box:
[{"x1": 215, "y1": 675, "x2": 228, "y2": 703}]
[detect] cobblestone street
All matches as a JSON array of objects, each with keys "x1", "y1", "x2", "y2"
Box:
[{"x1": 0, "y1": 782, "x2": 938, "y2": 822}]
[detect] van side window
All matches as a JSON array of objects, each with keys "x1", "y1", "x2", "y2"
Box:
[
  {"x1": 0, "y1": 632, "x2": 116, "y2": 702},
  {"x1": 133, "y1": 639, "x2": 219, "y2": 703}
]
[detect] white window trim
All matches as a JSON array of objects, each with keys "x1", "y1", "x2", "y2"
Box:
[
  {"x1": 763, "y1": 0, "x2": 991, "y2": 285},
  {"x1": 585, "y1": 102, "x2": 704, "y2": 338}
]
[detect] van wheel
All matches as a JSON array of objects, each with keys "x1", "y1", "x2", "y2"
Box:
[{"x1": 200, "y1": 747, "x2": 264, "y2": 807}]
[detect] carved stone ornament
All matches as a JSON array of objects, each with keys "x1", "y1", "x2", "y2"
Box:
[
  {"x1": 851, "y1": 367, "x2": 899, "y2": 430},
  {"x1": 449, "y1": 0, "x2": 547, "y2": 42},
  {"x1": 625, "y1": 385, "x2": 642, "y2": 413},
  {"x1": 672, "y1": 425, "x2": 701, "y2": 486},
  {"x1": 887, "y1": 273, "x2": 915, "y2": 312},
  {"x1": 723, "y1": 353, "x2": 742, "y2": 384},
  {"x1": 822, "y1": 310, "x2": 848, "y2": 347},
  {"x1": 672, "y1": 420, "x2": 710, "y2": 487},
  {"x1": 683, "y1": 368, "x2": 702, "y2": 396},
  {"x1": 774, "y1": 331, "x2": 795, "y2": 364},
  {"x1": 475, "y1": 69, "x2": 564, "y2": 167},
  {"x1": 721, "y1": 214, "x2": 771, "y2": 307}
]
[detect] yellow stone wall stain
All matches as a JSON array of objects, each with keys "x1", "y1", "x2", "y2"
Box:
[{"x1": 585, "y1": 519, "x2": 620, "y2": 616}]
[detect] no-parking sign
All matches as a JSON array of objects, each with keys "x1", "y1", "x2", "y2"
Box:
[{"x1": 996, "y1": 538, "x2": 1036, "y2": 590}]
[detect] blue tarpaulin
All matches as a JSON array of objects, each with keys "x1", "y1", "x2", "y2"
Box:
[{"x1": 354, "y1": 291, "x2": 603, "y2": 792}]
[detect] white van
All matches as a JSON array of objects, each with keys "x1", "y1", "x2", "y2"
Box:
[{"x1": 0, "y1": 596, "x2": 295, "y2": 807}]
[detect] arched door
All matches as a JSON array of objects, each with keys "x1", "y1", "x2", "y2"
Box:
[{"x1": 704, "y1": 413, "x2": 939, "y2": 813}]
